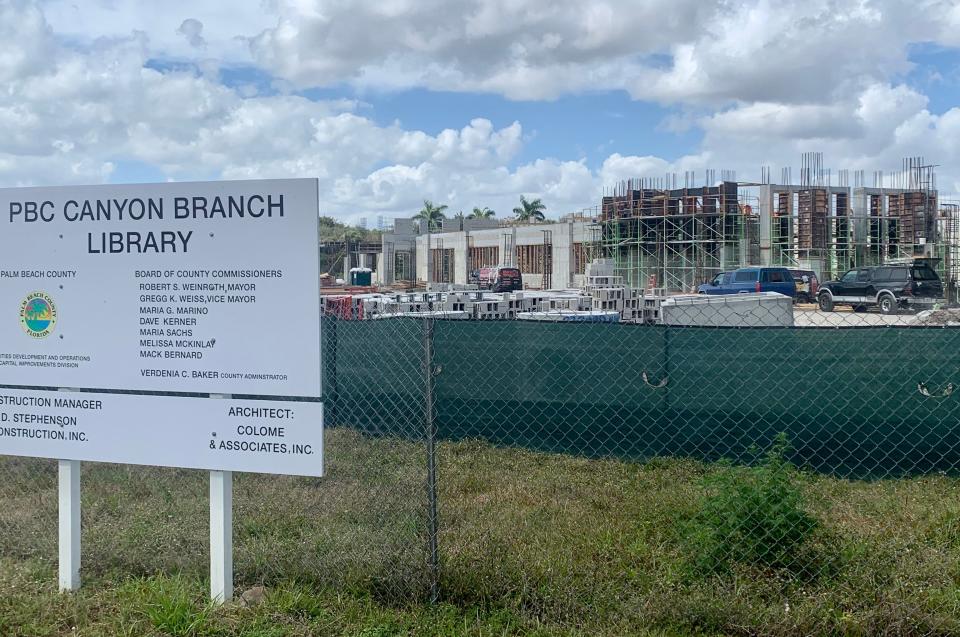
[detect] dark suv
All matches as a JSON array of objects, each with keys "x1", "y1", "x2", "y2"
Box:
[{"x1": 817, "y1": 263, "x2": 944, "y2": 315}]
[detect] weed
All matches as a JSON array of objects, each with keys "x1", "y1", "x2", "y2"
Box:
[
  {"x1": 268, "y1": 584, "x2": 330, "y2": 620},
  {"x1": 121, "y1": 575, "x2": 213, "y2": 636},
  {"x1": 686, "y1": 434, "x2": 821, "y2": 576}
]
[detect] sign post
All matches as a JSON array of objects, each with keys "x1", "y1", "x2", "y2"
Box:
[
  {"x1": 209, "y1": 469, "x2": 233, "y2": 603},
  {"x1": 209, "y1": 392, "x2": 233, "y2": 603},
  {"x1": 0, "y1": 179, "x2": 323, "y2": 601},
  {"x1": 58, "y1": 458, "x2": 80, "y2": 591}
]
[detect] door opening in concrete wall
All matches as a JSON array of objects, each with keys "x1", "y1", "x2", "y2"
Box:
[{"x1": 431, "y1": 248, "x2": 455, "y2": 283}]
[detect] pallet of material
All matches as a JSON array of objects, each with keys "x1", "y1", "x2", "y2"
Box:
[{"x1": 517, "y1": 311, "x2": 620, "y2": 323}]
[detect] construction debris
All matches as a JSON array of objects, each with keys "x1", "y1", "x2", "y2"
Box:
[
  {"x1": 915, "y1": 308, "x2": 960, "y2": 326},
  {"x1": 323, "y1": 259, "x2": 674, "y2": 324}
]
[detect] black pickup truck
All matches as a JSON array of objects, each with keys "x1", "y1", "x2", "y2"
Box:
[{"x1": 817, "y1": 262, "x2": 944, "y2": 315}]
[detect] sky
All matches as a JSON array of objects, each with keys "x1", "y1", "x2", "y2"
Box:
[{"x1": 2, "y1": 0, "x2": 960, "y2": 225}]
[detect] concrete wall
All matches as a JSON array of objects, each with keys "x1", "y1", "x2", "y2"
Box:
[
  {"x1": 377, "y1": 217, "x2": 419, "y2": 285},
  {"x1": 410, "y1": 220, "x2": 595, "y2": 288},
  {"x1": 439, "y1": 218, "x2": 500, "y2": 232},
  {"x1": 415, "y1": 231, "x2": 470, "y2": 283}
]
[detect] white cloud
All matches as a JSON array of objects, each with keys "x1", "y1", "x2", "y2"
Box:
[
  {"x1": 177, "y1": 19, "x2": 207, "y2": 50},
  {"x1": 599, "y1": 154, "x2": 672, "y2": 185},
  {"x1": 680, "y1": 82, "x2": 960, "y2": 194},
  {"x1": 239, "y1": 0, "x2": 960, "y2": 107},
  {"x1": 247, "y1": 0, "x2": 719, "y2": 100},
  {"x1": 701, "y1": 102, "x2": 861, "y2": 141},
  {"x1": 2, "y1": 0, "x2": 960, "y2": 226},
  {"x1": 1, "y1": 2, "x2": 58, "y2": 83},
  {"x1": 0, "y1": 2, "x2": 604, "y2": 222},
  {"x1": 41, "y1": 0, "x2": 268, "y2": 63}
]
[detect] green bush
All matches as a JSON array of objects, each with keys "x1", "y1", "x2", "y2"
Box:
[{"x1": 688, "y1": 433, "x2": 820, "y2": 575}]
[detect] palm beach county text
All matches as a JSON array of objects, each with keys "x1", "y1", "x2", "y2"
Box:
[{"x1": 7, "y1": 194, "x2": 285, "y2": 254}]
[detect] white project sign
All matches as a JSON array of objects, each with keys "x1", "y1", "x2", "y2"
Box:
[
  {"x1": 0, "y1": 179, "x2": 320, "y2": 397},
  {"x1": 0, "y1": 389, "x2": 323, "y2": 476}
]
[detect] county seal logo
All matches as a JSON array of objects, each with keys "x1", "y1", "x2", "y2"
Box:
[{"x1": 19, "y1": 292, "x2": 57, "y2": 338}]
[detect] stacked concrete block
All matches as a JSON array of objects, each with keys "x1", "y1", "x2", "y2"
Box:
[
  {"x1": 621, "y1": 288, "x2": 645, "y2": 323},
  {"x1": 591, "y1": 287, "x2": 624, "y2": 312},
  {"x1": 540, "y1": 296, "x2": 592, "y2": 312},
  {"x1": 505, "y1": 292, "x2": 538, "y2": 315},
  {"x1": 473, "y1": 299, "x2": 508, "y2": 320},
  {"x1": 518, "y1": 310, "x2": 620, "y2": 323},
  {"x1": 443, "y1": 292, "x2": 474, "y2": 313},
  {"x1": 501, "y1": 296, "x2": 522, "y2": 318},
  {"x1": 376, "y1": 299, "x2": 400, "y2": 315},
  {"x1": 345, "y1": 295, "x2": 366, "y2": 318},
  {"x1": 397, "y1": 293, "x2": 433, "y2": 311},
  {"x1": 642, "y1": 288, "x2": 667, "y2": 324},
  {"x1": 581, "y1": 259, "x2": 632, "y2": 318},
  {"x1": 360, "y1": 298, "x2": 382, "y2": 317},
  {"x1": 445, "y1": 299, "x2": 471, "y2": 313},
  {"x1": 396, "y1": 292, "x2": 438, "y2": 313},
  {"x1": 584, "y1": 258, "x2": 616, "y2": 279},
  {"x1": 586, "y1": 275, "x2": 625, "y2": 288},
  {"x1": 335, "y1": 273, "x2": 673, "y2": 323},
  {"x1": 397, "y1": 301, "x2": 424, "y2": 313}
]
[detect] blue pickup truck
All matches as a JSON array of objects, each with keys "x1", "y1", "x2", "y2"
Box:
[{"x1": 697, "y1": 267, "x2": 796, "y2": 298}]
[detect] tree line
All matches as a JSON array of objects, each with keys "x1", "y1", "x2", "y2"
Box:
[{"x1": 415, "y1": 195, "x2": 547, "y2": 231}]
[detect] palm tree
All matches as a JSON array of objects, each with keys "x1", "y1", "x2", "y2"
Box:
[
  {"x1": 416, "y1": 199, "x2": 448, "y2": 231},
  {"x1": 454, "y1": 210, "x2": 465, "y2": 220},
  {"x1": 468, "y1": 206, "x2": 495, "y2": 219},
  {"x1": 512, "y1": 195, "x2": 546, "y2": 223}
]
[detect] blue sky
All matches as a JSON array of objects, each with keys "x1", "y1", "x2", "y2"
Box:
[
  {"x1": 903, "y1": 43, "x2": 960, "y2": 114},
  {"x1": 211, "y1": 62, "x2": 703, "y2": 172},
  {"x1": 325, "y1": 88, "x2": 703, "y2": 171}
]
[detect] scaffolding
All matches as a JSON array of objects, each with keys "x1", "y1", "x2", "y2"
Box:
[
  {"x1": 600, "y1": 179, "x2": 756, "y2": 292},
  {"x1": 597, "y1": 156, "x2": 958, "y2": 294},
  {"x1": 766, "y1": 187, "x2": 944, "y2": 281},
  {"x1": 942, "y1": 204, "x2": 960, "y2": 303}
]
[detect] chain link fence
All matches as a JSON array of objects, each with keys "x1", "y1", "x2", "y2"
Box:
[
  {"x1": 2, "y1": 301, "x2": 960, "y2": 634},
  {"x1": 328, "y1": 302, "x2": 960, "y2": 634}
]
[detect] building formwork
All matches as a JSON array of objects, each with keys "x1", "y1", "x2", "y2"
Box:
[
  {"x1": 760, "y1": 184, "x2": 945, "y2": 281},
  {"x1": 600, "y1": 180, "x2": 758, "y2": 292},
  {"x1": 601, "y1": 176, "x2": 957, "y2": 295}
]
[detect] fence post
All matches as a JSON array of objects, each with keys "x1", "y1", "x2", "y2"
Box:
[
  {"x1": 663, "y1": 323, "x2": 671, "y2": 411},
  {"x1": 423, "y1": 317, "x2": 440, "y2": 602},
  {"x1": 325, "y1": 314, "x2": 338, "y2": 425}
]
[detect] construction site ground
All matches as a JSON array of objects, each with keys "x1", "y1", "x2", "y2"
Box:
[{"x1": 793, "y1": 304, "x2": 955, "y2": 327}]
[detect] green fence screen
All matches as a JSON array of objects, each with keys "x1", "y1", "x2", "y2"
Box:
[{"x1": 324, "y1": 319, "x2": 960, "y2": 477}]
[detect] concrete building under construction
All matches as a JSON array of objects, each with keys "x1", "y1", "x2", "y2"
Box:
[{"x1": 600, "y1": 155, "x2": 958, "y2": 294}]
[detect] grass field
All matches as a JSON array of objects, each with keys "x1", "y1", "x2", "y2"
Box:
[{"x1": 1, "y1": 429, "x2": 959, "y2": 636}]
